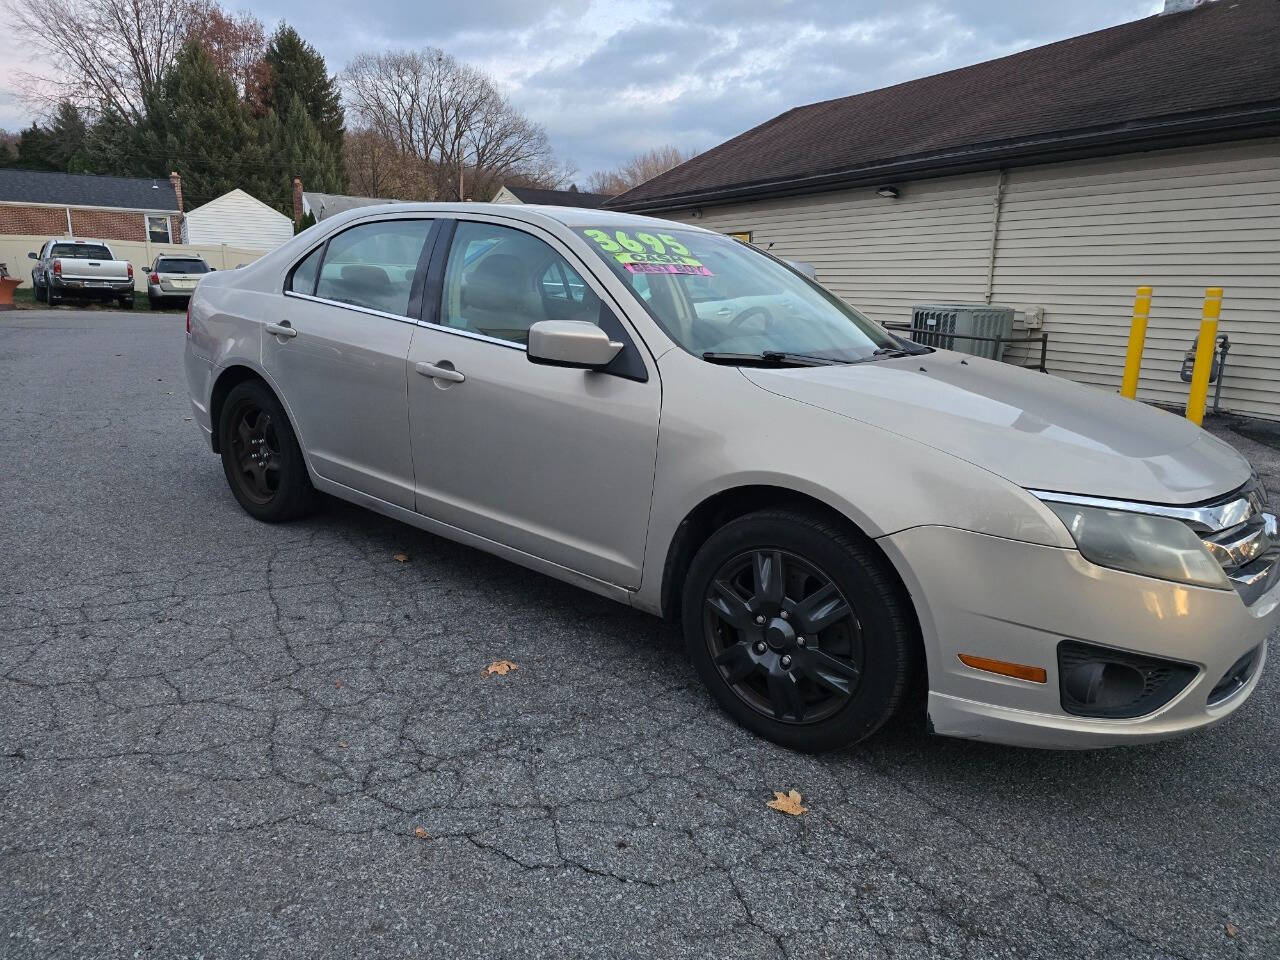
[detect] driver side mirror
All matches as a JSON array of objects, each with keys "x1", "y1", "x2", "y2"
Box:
[
  {"x1": 27, "y1": 251, "x2": 37, "y2": 259},
  {"x1": 527, "y1": 320, "x2": 623, "y2": 370}
]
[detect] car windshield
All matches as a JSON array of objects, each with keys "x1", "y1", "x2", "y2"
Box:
[
  {"x1": 574, "y1": 226, "x2": 896, "y2": 362},
  {"x1": 156, "y1": 258, "x2": 210, "y2": 274},
  {"x1": 51, "y1": 244, "x2": 112, "y2": 259}
]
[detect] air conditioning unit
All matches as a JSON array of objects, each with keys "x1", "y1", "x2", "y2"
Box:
[{"x1": 909, "y1": 304, "x2": 1015, "y2": 361}]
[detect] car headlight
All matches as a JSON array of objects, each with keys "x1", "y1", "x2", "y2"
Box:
[{"x1": 1045, "y1": 502, "x2": 1230, "y2": 590}]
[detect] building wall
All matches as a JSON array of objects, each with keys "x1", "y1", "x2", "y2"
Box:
[
  {"x1": 0, "y1": 203, "x2": 181, "y2": 244},
  {"x1": 660, "y1": 137, "x2": 1280, "y2": 421},
  {"x1": 184, "y1": 190, "x2": 293, "y2": 249}
]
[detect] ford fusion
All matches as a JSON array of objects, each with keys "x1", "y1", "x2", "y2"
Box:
[{"x1": 184, "y1": 204, "x2": 1277, "y2": 751}]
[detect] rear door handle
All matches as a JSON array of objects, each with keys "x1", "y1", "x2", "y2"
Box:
[
  {"x1": 266, "y1": 321, "x2": 297, "y2": 339},
  {"x1": 416, "y1": 361, "x2": 465, "y2": 383}
]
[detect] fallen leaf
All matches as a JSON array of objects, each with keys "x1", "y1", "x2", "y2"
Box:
[
  {"x1": 183, "y1": 417, "x2": 192, "y2": 422},
  {"x1": 414, "y1": 826, "x2": 429, "y2": 839},
  {"x1": 767, "y1": 789, "x2": 808, "y2": 816},
  {"x1": 393, "y1": 553, "x2": 409, "y2": 563},
  {"x1": 485, "y1": 660, "x2": 518, "y2": 676},
  {"x1": 337, "y1": 741, "x2": 348, "y2": 749},
  {"x1": 1225, "y1": 923, "x2": 1239, "y2": 938},
  {"x1": 334, "y1": 680, "x2": 342, "y2": 688}
]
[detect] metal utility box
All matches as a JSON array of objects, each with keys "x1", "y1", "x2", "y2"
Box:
[{"x1": 910, "y1": 304, "x2": 1016, "y2": 361}]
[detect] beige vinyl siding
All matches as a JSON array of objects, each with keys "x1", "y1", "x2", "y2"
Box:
[
  {"x1": 662, "y1": 171, "x2": 1001, "y2": 328},
  {"x1": 991, "y1": 139, "x2": 1279, "y2": 420},
  {"x1": 659, "y1": 137, "x2": 1280, "y2": 421}
]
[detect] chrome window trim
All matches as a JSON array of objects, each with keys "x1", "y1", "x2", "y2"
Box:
[
  {"x1": 283, "y1": 290, "x2": 421, "y2": 327},
  {"x1": 283, "y1": 290, "x2": 526, "y2": 350},
  {"x1": 1029, "y1": 482, "x2": 1264, "y2": 534},
  {"x1": 414, "y1": 320, "x2": 526, "y2": 352}
]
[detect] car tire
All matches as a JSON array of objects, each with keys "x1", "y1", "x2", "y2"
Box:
[
  {"x1": 681, "y1": 507, "x2": 919, "y2": 752},
  {"x1": 119, "y1": 296, "x2": 134, "y2": 309},
  {"x1": 148, "y1": 294, "x2": 158, "y2": 310},
  {"x1": 217, "y1": 380, "x2": 317, "y2": 523},
  {"x1": 46, "y1": 284, "x2": 60, "y2": 306}
]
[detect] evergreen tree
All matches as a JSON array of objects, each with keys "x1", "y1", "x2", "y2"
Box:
[
  {"x1": 14, "y1": 123, "x2": 58, "y2": 170},
  {"x1": 280, "y1": 94, "x2": 343, "y2": 200},
  {"x1": 262, "y1": 24, "x2": 346, "y2": 186},
  {"x1": 140, "y1": 41, "x2": 269, "y2": 207}
]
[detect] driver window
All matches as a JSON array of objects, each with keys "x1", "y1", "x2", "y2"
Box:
[{"x1": 439, "y1": 221, "x2": 601, "y2": 345}]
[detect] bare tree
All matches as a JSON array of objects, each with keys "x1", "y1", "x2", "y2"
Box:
[
  {"x1": 586, "y1": 144, "x2": 697, "y2": 196},
  {"x1": 183, "y1": 2, "x2": 266, "y2": 99},
  {"x1": 9, "y1": 0, "x2": 192, "y2": 121},
  {"x1": 343, "y1": 48, "x2": 558, "y2": 202}
]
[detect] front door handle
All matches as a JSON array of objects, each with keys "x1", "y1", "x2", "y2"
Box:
[
  {"x1": 266, "y1": 321, "x2": 297, "y2": 339},
  {"x1": 416, "y1": 361, "x2": 465, "y2": 383}
]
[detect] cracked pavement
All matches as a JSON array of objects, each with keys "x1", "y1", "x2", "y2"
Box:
[{"x1": 2, "y1": 309, "x2": 1278, "y2": 959}]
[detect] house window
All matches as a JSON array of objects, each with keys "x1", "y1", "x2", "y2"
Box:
[{"x1": 147, "y1": 215, "x2": 171, "y2": 243}]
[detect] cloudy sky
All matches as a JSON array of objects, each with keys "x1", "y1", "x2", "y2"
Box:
[{"x1": 0, "y1": 0, "x2": 1162, "y2": 178}]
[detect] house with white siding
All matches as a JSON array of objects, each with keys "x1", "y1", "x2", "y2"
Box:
[
  {"x1": 609, "y1": 0, "x2": 1280, "y2": 421},
  {"x1": 183, "y1": 189, "x2": 293, "y2": 250}
]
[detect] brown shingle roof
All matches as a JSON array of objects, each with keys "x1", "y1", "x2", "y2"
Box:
[
  {"x1": 505, "y1": 186, "x2": 612, "y2": 208},
  {"x1": 609, "y1": 0, "x2": 1280, "y2": 211}
]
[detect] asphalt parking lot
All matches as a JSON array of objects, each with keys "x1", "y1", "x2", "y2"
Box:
[{"x1": 2, "y1": 308, "x2": 1278, "y2": 959}]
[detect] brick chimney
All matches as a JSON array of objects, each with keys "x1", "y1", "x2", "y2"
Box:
[
  {"x1": 168, "y1": 171, "x2": 183, "y2": 211},
  {"x1": 292, "y1": 177, "x2": 304, "y2": 226}
]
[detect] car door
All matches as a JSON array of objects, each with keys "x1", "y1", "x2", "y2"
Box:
[
  {"x1": 266, "y1": 216, "x2": 435, "y2": 509},
  {"x1": 407, "y1": 217, "x2": 661, "y2": 588}
]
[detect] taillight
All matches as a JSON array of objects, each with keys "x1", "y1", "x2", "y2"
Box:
[
  {"x1": 127, "y1": 263, "x2": 134, "y2": 280},
  {"x1": 149, "y1": 272, "x2": 159, "y2": 284},
  {"x1": 52, "y1": 259, "x2": 61, "y2": 276}
]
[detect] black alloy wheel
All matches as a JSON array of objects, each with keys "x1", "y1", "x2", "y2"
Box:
[
  {"x1": 228, "y1": 400, "x2": 283, "y2": 505},
  {"x1": 217, "y1": 379, "x2": 316, "y2": 522},
  {"x1": 682, "y1": 508, "x2": 918, "y2": 752},
  {"x1": 704, "y1": 548, "x2": 862, "y2": 725}
]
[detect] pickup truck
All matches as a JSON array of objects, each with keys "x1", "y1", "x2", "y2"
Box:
[{"x1": 29, "y1": 238, "x2": 135, "y2": 308}]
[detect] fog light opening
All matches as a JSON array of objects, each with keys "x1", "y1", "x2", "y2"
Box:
[
  {"x1": 1063, "y1": 662, "x2": 1144, "y2": 709},
  {"x1": 1056, "y1": 640, "x2": 1196, "y2": 719}
]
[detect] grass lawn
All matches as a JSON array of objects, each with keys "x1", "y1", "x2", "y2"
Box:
[{"x1": 6, "y1": 286, "x2": 187, "y2": 313}]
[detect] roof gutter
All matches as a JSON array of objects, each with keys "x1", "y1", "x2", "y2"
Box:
[{"x1": 608, "y1": 103, "x2": 1280, "y2": 212}]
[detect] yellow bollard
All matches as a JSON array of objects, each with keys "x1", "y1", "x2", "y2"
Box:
[
  {"x1": 1185, "y1": 287, "x2": 1223, "y2": 425},
  {"x1": 1120, "y1": 285, "x2": 1153, "y2": 398}
]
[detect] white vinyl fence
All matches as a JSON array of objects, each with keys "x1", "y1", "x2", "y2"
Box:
[{"x1": 0, "y1": 234, "x2": 268, "y2": 293}]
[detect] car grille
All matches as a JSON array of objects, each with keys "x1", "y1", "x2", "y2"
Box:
[{"x1": 1177, "y1": 480, "x2": 1280, "y2": 606}]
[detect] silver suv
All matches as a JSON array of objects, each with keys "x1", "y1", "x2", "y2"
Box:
[{"x1": 184, "y1": 203, "x2": 1277, "y2": 751}]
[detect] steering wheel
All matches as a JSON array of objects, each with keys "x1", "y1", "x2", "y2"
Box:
[{"x1": 727, "y1": 306, "x2": 774, "y2": 333}]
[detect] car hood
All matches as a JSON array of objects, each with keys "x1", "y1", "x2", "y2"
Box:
[{"x1": 742, "y1": 352, "x2": 1250, "y2": 505}]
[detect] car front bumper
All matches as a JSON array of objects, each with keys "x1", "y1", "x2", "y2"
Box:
[{"x1": 880, "y1": 525, "x2": 1277, "y2": 749}]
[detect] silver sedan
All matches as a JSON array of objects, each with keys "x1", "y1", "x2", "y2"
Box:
[{"x1": 184, "y1": 203, "x2": 1277, "y2": 751}]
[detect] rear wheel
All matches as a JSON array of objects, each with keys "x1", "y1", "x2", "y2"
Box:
[
  {"x1": 217, "y1": 380, "x2": 316, "y2": 522},
  {"x1": 46, "y1": 283, "x2": 60, "y2": 306},
  {"x1": 682, "y1": 508, "x2": 918, "y2": 752},
  {"x1": 118, "y1": 296, "x2": 134, "y2": 309}
]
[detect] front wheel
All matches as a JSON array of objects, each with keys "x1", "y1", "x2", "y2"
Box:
[
  {"x1": 682, "y1": 508, "x2": 919, "y2": 752},
  {"x1": 217, "y1": 380, "x2": 317, "y2": 522}
]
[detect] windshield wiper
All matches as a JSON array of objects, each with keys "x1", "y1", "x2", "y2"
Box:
[{"x1": 701, "y1": 351, "x2": 843, "y2": 368}]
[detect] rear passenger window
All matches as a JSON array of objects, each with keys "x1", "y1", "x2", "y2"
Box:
[
  {"x1": 313, "y1": 220, "x2": 433, "y2": 317},
  {"x1": 288, "y1": 246, "x2": 322, "y2": 296}
]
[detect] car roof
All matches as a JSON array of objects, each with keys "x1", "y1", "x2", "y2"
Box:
[{"x1": 321, "y1": 201, "x2": 716, "y2": 234}]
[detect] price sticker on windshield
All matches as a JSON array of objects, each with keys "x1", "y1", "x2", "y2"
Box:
[{"x1": 583, "y1": 229, "x2": 713, "y2": 276}]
